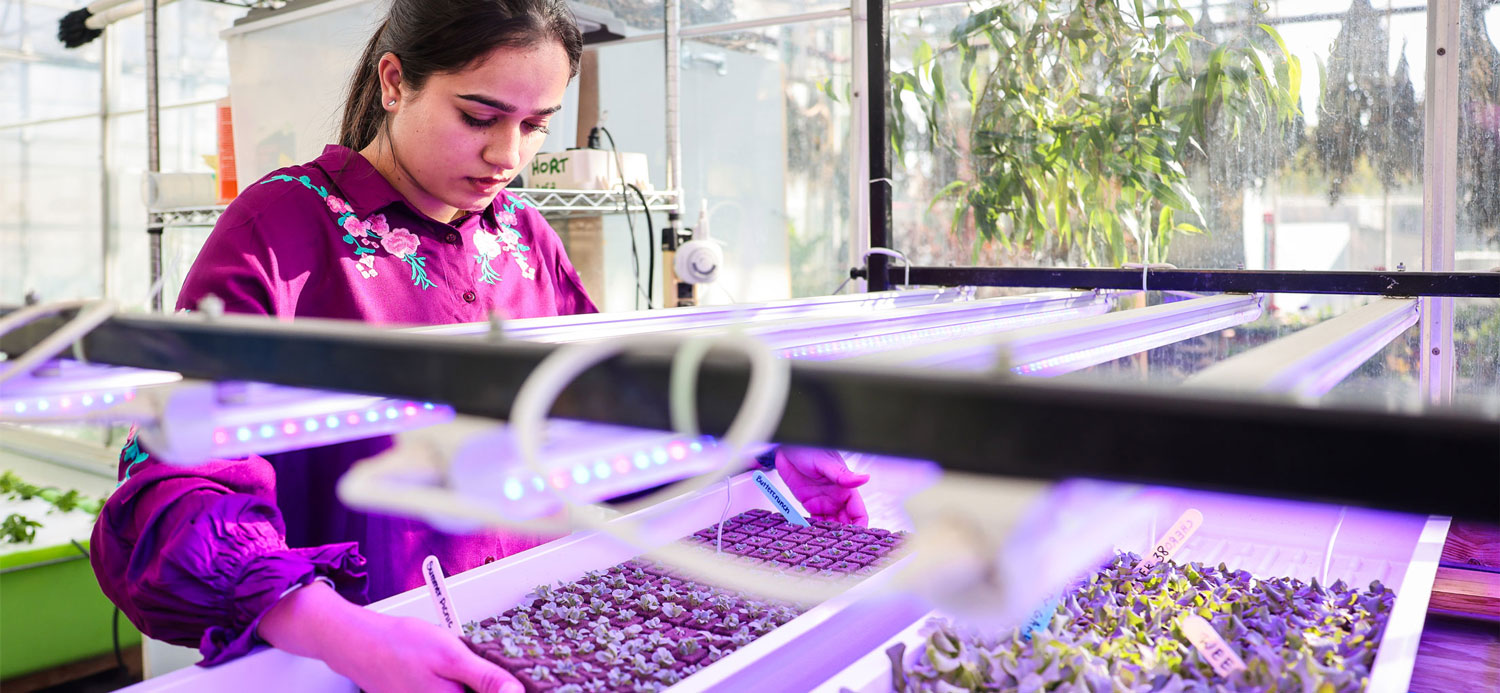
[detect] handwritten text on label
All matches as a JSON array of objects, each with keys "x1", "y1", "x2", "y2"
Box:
[
  {"x1": 422, "y1": 554, "x2": 462, "y2": 636},
  {"x1": 1136, "y1": 508, "x2": 1203, "y2": 578},
  {"x1": 1179, "y1": 614, "x2": 1247, "y2": 677}
]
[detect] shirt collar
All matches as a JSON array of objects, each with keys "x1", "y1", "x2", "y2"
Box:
[
  {"x1": 312, "y1": 145, "x2": 409, "y2": 220},
  {"x1": 313, "y1": 144, "x2": 507, "y2": 230}
]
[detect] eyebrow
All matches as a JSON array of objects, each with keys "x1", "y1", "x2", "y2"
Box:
[{"x1": 457, "y1": 93, "x2": 562, "y2": 116}]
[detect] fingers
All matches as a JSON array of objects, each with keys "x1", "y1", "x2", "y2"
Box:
[
  {"x1": 443, "y1": 648, "x2": 524, "y2": 693},
  {"x1": 842, "y1": 489, "x2": 869, "y2": 527},
  {"x1": 819, "y1": 460, "x2": 870, "y2": 489}
]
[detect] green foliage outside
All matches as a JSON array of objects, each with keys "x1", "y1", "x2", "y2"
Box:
[{"x1": 893, "y1": 0, "x2": 1302, "y2": 265}]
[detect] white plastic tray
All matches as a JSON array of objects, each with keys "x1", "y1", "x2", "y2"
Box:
[
  {"x1": 813, "y1": 480, "x2": 1449, "y2": 693},
  {"x1": 122, "y1": 458, "x2": 940, "y2": 692}
]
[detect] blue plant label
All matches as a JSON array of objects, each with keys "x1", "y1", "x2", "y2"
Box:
[
  {"x1": 751, "y1": 471, "x2": 811, "y2": 527},
  {"x1": 1022, "y1": 596, "x2": 1060, "y2": 640},
  {"x1": 422, "y1": 554, "x2": 463, "y2": 636}
]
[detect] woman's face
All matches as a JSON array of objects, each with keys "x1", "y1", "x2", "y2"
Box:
[{"x1": 375, "y1": 42, "x2": 570, "y2": 221}]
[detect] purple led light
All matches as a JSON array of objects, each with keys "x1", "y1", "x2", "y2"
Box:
[
  {"x1": 779, "y1": 296, "x2": 1113, "y2": 361},
  {"x1": 1013, "y1": 307, "x2": 1265, "y2": 377}
]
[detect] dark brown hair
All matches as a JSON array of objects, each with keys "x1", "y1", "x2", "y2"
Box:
[{"x1": 338, "y1": 0, "x2": 583, "y2": 151}]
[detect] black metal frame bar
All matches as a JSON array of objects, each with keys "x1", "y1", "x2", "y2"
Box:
[
  {"x1": 866, "y1": 0, "x2": 893, "y2": 293},
  {"x1": 881, "y1": 266, "x2": 1500, "y2": 298},
  {"x1": 2, "y1": 310, "x2": 1496, "y2": 521}
]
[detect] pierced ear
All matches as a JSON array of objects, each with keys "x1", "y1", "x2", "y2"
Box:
[{"x1": 377, "y1": 52, "x2": 404, "y2": 109}]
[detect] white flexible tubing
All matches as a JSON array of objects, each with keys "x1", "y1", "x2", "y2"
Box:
[
  {"x1": 0, "y1": 300, "x2": 118, "y2": 388},
  {"x1": 507, "y1": 334, "x2": 848, "y2": 604},
  {"x1": 510, "y1": 333, "x2": 787, "y2": 518},
  {"x1": 863, "y1": 247, "x2": 911, "y2": 288}
]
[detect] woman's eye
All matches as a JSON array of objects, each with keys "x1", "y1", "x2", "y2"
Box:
[{"x1": 461, "y1": 112, "x2": 496, "y2": 128}]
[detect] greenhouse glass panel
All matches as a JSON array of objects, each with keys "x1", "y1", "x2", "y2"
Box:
[
  {"x1": 889, "y1": 0, "x2": 1428, "y2": 276},
  {"x1": 1456, "y1": 0, "x2": 1500, "y2": 272}
]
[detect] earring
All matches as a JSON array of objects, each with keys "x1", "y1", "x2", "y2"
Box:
[{"x1": 387, "y1": 100, "x2": 396, "y2": 107}]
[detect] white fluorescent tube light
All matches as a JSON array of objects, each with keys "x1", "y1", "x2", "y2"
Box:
[
  {"x1": 1182, "y1": 298, "x2": 1419, "y2": 398},
  {"x1": 853, "y1": 294, "x2": 1266, "y2": 376}
]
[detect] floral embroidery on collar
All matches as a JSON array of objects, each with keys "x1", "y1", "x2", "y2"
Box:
[
  {"x1": 261, "y1": 174, "x2": 434, "y2": 290},
  {"x1": 473, "y1": 196, "x2": 537, "y2": 284}
]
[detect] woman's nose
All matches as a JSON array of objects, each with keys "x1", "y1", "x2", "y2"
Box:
[{"x1": 483, "y1": 125, "x2": 521, "y2": 172}]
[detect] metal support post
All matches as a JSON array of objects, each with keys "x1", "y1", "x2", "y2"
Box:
[
  {"x1": 145, "y1": 0, "x2": 163, "y2": 311},
  {"x1": 1420, "y1": 0, "x2": 1460, "y2": 403},
  {"x1": 865, "y1": 0, "x2": 892, "y2": 292},
  {"x1": 664, "y1": 0, "x2": 689, "y2": 307},
  {"x1": 851, "y1": 0, "x2": 870, "y2": 293}
]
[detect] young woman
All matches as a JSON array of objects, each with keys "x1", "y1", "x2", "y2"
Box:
[{"x1": 91, "y1": 2, "x2": 868, "y2": 692}]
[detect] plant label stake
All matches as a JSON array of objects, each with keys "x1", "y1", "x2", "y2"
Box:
[
  {"x1": 1135, "y1": 508, "x2": 1202, "y2": 578},
  {"x1": 422, "y1": 554, "x2": 463, "y2": 636},
  {"x1": 1179, "y1": 614, "x2": 1246, "y2": 677},
  {"x1": 751, "y1": 471, "x2": 810, "y2": 527}
]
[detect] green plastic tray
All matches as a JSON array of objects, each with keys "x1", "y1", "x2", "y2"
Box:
[{"x1": 0, "y1": 540, "x2": 143, "y2": 680}]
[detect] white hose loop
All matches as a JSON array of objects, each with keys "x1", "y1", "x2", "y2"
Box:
[
  {"x1": 863, "y1": 247, "x2": 911, "y2": 288},
  {"x1": 668, "y1": 336, "x2": 716, "y2": 437},
  {"x1": 503, "y1": 333, "x2": 845, "y2": 603},
  {"x1": 510, "y1": 333, "x2": 789, "y2": 521}
]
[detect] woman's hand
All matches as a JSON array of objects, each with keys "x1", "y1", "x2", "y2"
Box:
[
  {"x1": 258, "y1": 581, "x2": 523, "y2": 693},
  {"x1": 775, "y1": 446, "x2": 870, "y2": 527}
]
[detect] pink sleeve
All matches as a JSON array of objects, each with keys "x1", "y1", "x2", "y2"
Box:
[{"x1": 91, "y1": 428, "x2": 368, "y2": 666}]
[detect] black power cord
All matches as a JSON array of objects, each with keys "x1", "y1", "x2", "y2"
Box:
[
  {"x1": 72, "y1": 538, "x2": 125, "y2": 674},
  {"x1": 596, "y1": 126, "x2": 654, "y2": 309},
  {"x1": 626, "y1": 183, "x2": 655, "y2": 308}
]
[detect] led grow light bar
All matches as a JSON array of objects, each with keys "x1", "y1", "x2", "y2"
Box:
[
  {"x1": 415, "y1": 287, "x2": 975, "y2": 341},
  {"x1": 0, "y1": 360, "x2": 180, "y2": 420},
  {"x1": 139, "y1": 381, "x2": 455, "y2": 464},
  {"x1": 446, "y1": 419, "x2": 730, "y2": 520},
  {"x1": 1182, "y1": 298, "x2": 1419, "y2": 398},
  {"x1": 852, "y1": 294, "x2": 1266, "y2": 376},
  {"x1": 767, "y1": 292, "x2": 1114, "y2": 360}
]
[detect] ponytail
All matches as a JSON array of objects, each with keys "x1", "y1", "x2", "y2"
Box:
[{"x1": 338, "y1": 20, "x2": 390, "y2": 151}]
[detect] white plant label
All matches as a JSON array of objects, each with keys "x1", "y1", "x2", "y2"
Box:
[
  {"x1": 1179, "y1": 614, "x2": 1247, "y2": 677},
  {"x1": 1135, "y1": 508, "x2": 1203, "y2": 578},
  {"x1": 751, "y1": 470, "x2": 811, "y2": 527},
  {"x1": 422, "y1": 554, "x2": 462, "y2": 636}
]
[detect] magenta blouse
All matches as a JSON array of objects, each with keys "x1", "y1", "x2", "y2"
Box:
[{"x1": 91, "y1": 145, "x2": 597, "y2": 665}]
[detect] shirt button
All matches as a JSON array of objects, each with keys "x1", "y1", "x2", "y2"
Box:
[
  {"x1": 462, "y1": 291, "x2": 477, "y2": 303},
  {"x1": 484, "y1": 555, "x2": 496, "y2": 565},
  {"x1": 445, "y1": 232, "x2": 459, "y2": 243}
]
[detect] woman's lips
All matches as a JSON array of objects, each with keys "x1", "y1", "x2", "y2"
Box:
[{"x1": 467, "y1": 177, "x2": 510, "y2": 194}]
